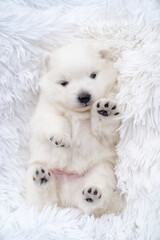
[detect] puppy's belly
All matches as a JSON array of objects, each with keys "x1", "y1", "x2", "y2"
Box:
[
  {"x1": 47, "y1": 139, "x2": 114, "y2": 174},
  {"x1": 52, "y1": 170, "x2": 85, "y2": 207},
  {"x1": 30, "y1": 135, "x2": 116, "y2": 176}
]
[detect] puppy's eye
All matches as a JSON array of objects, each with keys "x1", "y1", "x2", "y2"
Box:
[
  {"x1": 60, "y1": 81, "x2": 69, "y2": 87},
  {"x1": 90, "y1": 72, "x2": 96, "y2": 79}
]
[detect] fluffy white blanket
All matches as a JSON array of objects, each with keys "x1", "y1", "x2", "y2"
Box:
[{"x1": 0, "y1": 0, "x2": 160, "y2": 239}]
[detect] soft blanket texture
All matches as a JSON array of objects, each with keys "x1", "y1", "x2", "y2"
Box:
[{"x1": 0, "y1": 0, "x2": 160, "y2": 239}]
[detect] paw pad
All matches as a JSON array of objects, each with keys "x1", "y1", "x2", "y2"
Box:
[
  {"x1": 33, "y1": 167, "x2": 51, "y2": 185},
  {"x1": 50, "y1": 137, "x2": 66, "y2": 148},
  {"x1": 96, "y1": 99, "x2": 119, "y2": 117},
  {"x1": 82, "y1": 187, "x2": 102, "y2": 203}
]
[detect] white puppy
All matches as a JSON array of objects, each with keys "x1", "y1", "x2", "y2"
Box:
[{"x1": 26, "y1": 42, "x2": 125, "y2": 217}]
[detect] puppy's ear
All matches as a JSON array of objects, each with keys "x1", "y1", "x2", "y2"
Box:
[
  {"x1": 99, "y1": 50, "x2": 113, "y2": 61},
  {"x1": 42, "y1": 52, "x2": 52, "y2": 71}
]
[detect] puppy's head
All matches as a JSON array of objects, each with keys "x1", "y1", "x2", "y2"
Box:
[{"x1": 40, "y1": 42, "x2": 117, "y2": 112}]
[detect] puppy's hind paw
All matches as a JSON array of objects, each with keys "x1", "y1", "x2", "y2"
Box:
[
  {"x1": 82, "y1": 186, "x2": 102, "y2": 203},
  {"x1": 33, "y1": 167, "x2": 51, "y2": 186}
]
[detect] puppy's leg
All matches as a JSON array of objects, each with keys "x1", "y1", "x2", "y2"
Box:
[
  {"x1": 31, "y1": 104, "x2": 72, "y2": 149},
  {"x1": 48, "y1": 116, "x2": 71, "y2": 148},
  {"x1": 78, "y1": 163, "x2": 124, "y2": 216},
  {"x1": 26, "y1": 162, "x2": 58, "y2": 210},
  {"x1": 91, "y1": 98, "x2": 121, "y2": 144}
]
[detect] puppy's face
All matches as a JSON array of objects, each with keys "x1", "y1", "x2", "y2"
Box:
[{"x1": 40, "y1": 43, "x2": 117, "y2": 112}]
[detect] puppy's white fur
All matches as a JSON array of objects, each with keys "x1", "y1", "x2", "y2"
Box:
[{"x1": 26, "y1": 42, "x2": 125, "y2": 217}]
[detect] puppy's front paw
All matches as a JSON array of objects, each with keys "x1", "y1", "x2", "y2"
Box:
[
  {"x1": 95, "y1": 98, "x2": 120, "y2": 117},
  {"x1": 33, "y1": 166, "x2": 51, "y2": 186},
  {"x1": 82, "y1": 187, "x2": 102, "y2": 203},
  {"x1": 50, "y1": 134, "x2": 71, "y2": 148}
]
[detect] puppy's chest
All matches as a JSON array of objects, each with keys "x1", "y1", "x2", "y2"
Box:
[
  {"x1": 71, "y1": 118, "x2": 92, "y2": 145},
  {"x1": 69, "y1": 116, "x2": 104, "y2": 157}
]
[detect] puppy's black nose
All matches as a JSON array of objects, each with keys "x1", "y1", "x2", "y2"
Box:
[{"x1": 78, "y1": 92, "x2": 91, "y2": 104}]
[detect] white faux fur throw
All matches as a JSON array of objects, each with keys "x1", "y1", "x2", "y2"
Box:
[{"x1": 0, "y1": 0, "x2": 160, "y2": 239}]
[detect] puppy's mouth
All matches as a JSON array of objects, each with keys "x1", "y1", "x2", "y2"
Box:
[
  {"x1": 81, "y1": 101, "x2": 92, "y2": 108},
  {"x1": 75, "y1": 101, "x2": 92, "y2": 112},
  {"x1": 84, "y1": 102, "x2": 90, "y2": 107}
]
